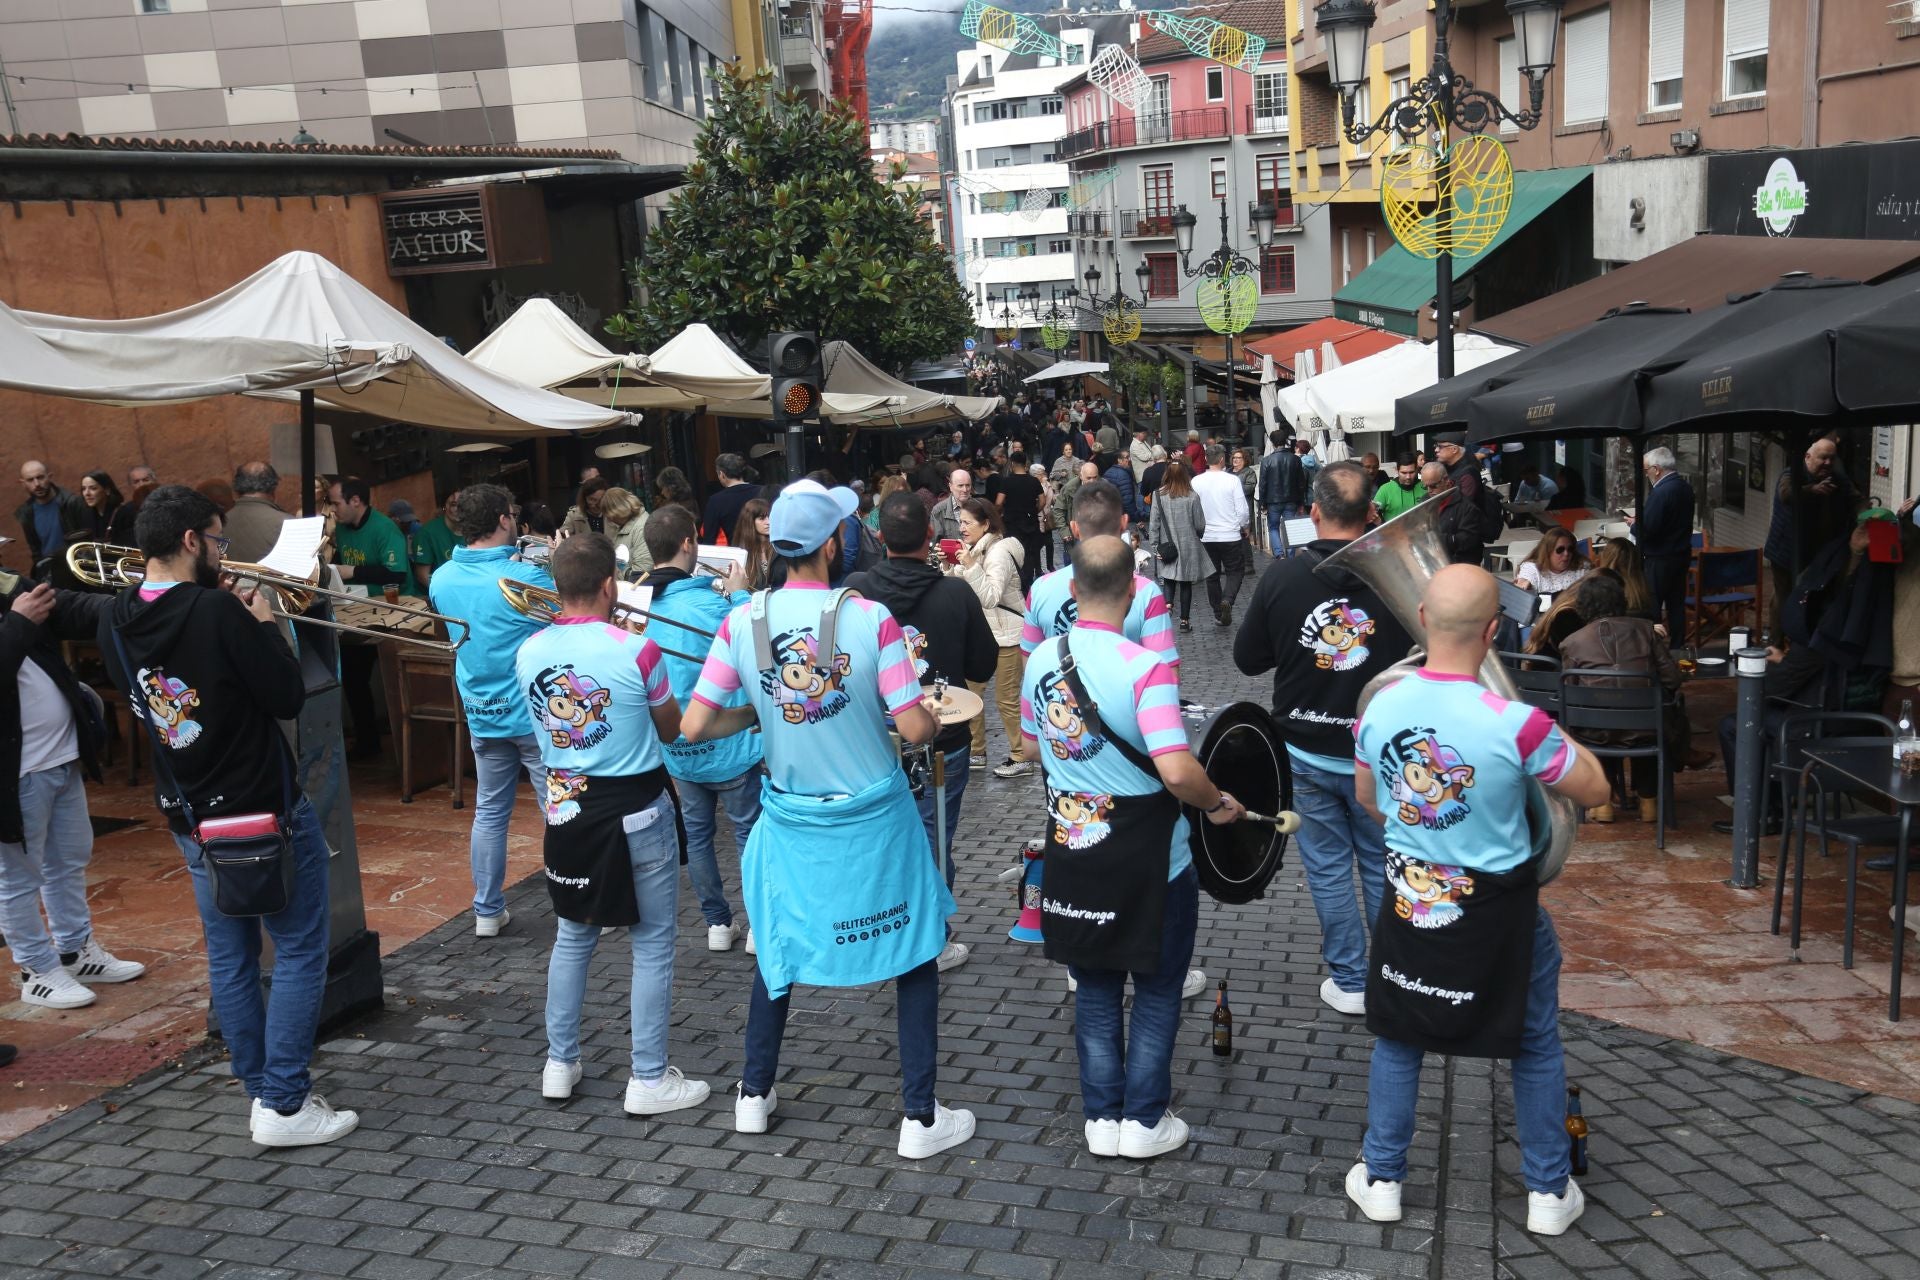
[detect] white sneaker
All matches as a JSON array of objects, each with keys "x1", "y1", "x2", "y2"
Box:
[
  {"x1": 1066, "y1": 972, "x2": 1077, "y2": 994},
  {"x1": 64, "y1": 938, "x2": 145, "y2": 985},
  {"x1": 936, "y1": 941, "x2": 970, "y2": 972},
  {"x1": 1345, "y1": 1161, "x2": 1403, "y2": 1222},
  {"x1": 898, "y1": 1103, "x2": 976, "y2": 1159},
  {"x1": 992, "y1": 759, "x2": 1035, "y2": 779},
  {"x1": 1320, "y1": 977, "x2": 1366, "y2": 1016},
  {"x1": 1526, "y1": 1179, "x2": 1586, "y2": 1236},
  {"x1": 744, "y1": 929, "x2": 757, "y2": 956},
  {"x1": 250, "y1": 1094, "x2": 359, "y2": 1148},
  {"x1": 475, "y1": 909, "x2": 510, "y2": 937},
  {"x1": 734, "y1": 1083, "x2": 776, "y2": 1133},
  {"x1": 624, "y1": 1067, "x2": 711, "y2": 1116},
  {"x1": 541, "y1": 1059, "x2": 582, "y2": 1100},
  {"x1": 1084, "y1": 1118, "x2": 1120, "y2": 1157},
  {"x1": 968, "y1": 754, "x2": 988, "y2": 771},
  {"x1": 20, "y1": 966, "x2": 95, "y2": 1009},
  {"x1": 1182, "y1": 968, "x2": 1206, "y2": 999},
  {"x1": 1117, "y1": 1112, "x2": 1189, "y2": 1159},
  {"x1": 708, "y1": 922, "x2": 741, "y2": 952}
]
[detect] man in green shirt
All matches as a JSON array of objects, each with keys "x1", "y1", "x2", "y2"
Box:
[
  {"x1": 1372, "y1": 455, "x2": 1427, "y2": 524},
  {"x1": 410, "y1": 488, "x2": 462, "y2": 592},
  {"x1": 328, "y1": 476, "x2": 415, "y2": 758}
]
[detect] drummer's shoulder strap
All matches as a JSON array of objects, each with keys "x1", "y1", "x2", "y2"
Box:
[
  {"x1": 1058, "y1": 634, "x2": 1159, "y2": 779},
  {"x1": 749, "y1": 586, "x2": 863, "y2": 673}
]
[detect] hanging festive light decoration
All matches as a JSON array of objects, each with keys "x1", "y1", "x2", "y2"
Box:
[
  {"x1": 1380, "y1": 133, "x2": 1514, "y2": 260},
  {"x1": 1065, "y1": 166, "x2": 1119, "y2": 212},
  {"x1": 1101, "y1": 297, "x2": 1143, "y2": 345},
  {"x1": 1141, "y1": 11, "x2": 1266, "y2": 74},
  {"x1": 1040, "y1": 322, "x2": 1073, "y2": 351},
  {"x1": 959, "y1": 0, "x2": 1066, "y2": 60},
  {"x1": 1019, "y1": 186, "x2": 1052, "y2": 221},
  {"x1": 1196, "y1": 271, "x2": 1259, "y2": 335},
  {"x1": 1086, "y1": 46, "x2": 1154, "y2": 111}
]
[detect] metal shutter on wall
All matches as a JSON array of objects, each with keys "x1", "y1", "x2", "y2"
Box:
[
  {"x1": 1648, "y1": 0, "x2": 1684, "y2": 91},
  {"x1": 1498, "y1": 38, "x2": 1519, "y2": 132},
  {"x1": 1725, "y1": 0, "x2": 1770, "y2": 57},
  {"x1": 1561, "y1": 8, "x2": 1611, "y2": 125}
]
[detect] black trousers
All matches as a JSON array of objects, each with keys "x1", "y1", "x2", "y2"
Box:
[
  {"x1": 1202, "y1": 538, "x2": 1247, "y2": 616},
  {"x1": 339, "y1": 644, "x2": 383, "y2": 752},
  {"x1": 1162, "y1": 576, "x2": 1194, "y2": 621},
  {"x1": 1013, "y1": 529, "x2": 1043, "y2": 592},
  {"x1": 1645, "y1": 554, "x2": 1690, "y2": 642}
]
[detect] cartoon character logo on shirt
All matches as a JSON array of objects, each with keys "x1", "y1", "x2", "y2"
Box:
[
  {"x1": 1049, "y1": 789, "x2": 1114, "y2": 850},
  {"x1": 1381, "y1": 727, "x2": 1475, "y2": 830},
  {"x1": 531, "y1": 664, "x2": 613, "y2": 750},
  {"x1": 135, "y1": 667, "x2": 202, "y2": 749},
  {"x1": 1035, "y1": 673, "x2": 1105, "y2": 762},
  {"x1": 901, "y1": 624, "x2": 931, "y2": 678},
  {"x1": 1297, "y1": 598, "x2": 1376, "y2": 672},
  {"x1": 1385, "y1": 848, "x2": 1475, "y2": 929},
  {"x1": 543, "y1": 769, "x2": 588, "y2": 825},
  {"x1": 760, "y1": 628, "x2": 852, "y2": 725}
]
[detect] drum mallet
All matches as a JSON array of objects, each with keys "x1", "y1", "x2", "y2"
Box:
[{"x1": 1238, "y1": 809, "x2": 1302, "y2": 833}]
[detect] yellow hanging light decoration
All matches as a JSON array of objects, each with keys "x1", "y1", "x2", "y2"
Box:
[
  {"x1": 1197, "y1": 272, "x2": 1258, "y2": 335},
  {"x1": 1102, "y1": 300, "x2": 1142, "y2": 345},
  {"x1": 1040, "y1": 322, "x2": 1073, "y2": 351},
  {"x1": 1380, "y1": 133, "x2": 1515, "y2": 261},
  {"x1": 995, "y1": 326, "x2": 1019, "y2": 342}
]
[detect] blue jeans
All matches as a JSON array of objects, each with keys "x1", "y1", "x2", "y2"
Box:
[
  {"x1": 1267, "y1": 503, "x2": 1303, "y2": 557},
  {"x1": 544, "y1": 792, "x2": 680, "y2": 1079},
  {"x1": 914, "y1": 745, "x2": 973, "y2": 890},
  {"x1": 172, "y1": 799, "x2": 331, "y2": 1111},
  {"x1": 744, "y1": 958, "x2": 940, "y2": 1114},
  {"x1": 469, "y1": 733, "x2": 545, "y2": 918},
  {"x1": 0, "y1": 762, "x2": 95, "y2": 976},
  {"x1": 676, "y1": 771, "x2": 762, "y2": 927},
  {"x1": 1292, "y1": 757, "x2": 1387, "y2": 994},
  {"x1": 1069, "y1": 868, "x2": 1198, "y2": 1125},
  {"x1": 1363, "y1": 908, "x2": 1570, "y2": 1196}
]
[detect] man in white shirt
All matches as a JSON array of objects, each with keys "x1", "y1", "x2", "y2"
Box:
[{"x1": 1191, "y1": 444, "x2": 1251, "y2": 627}]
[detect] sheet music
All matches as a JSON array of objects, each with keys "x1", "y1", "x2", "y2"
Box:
[
  {"x1": 696, "y1": 544, "x2": 746, "y2": 578},
  {"x1": 257, "y1": 516, "x2": 327, "y2": 579},
  {"x1": 1282, "y1": 517, "x2": 1316, "y2": 550},
  {"x1": 617, "y1": 581, "x2": 654, "y2": 616}
]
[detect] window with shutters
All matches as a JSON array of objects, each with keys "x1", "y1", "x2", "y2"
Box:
[
  {"x1": 1144, "y1": 165, "x2": 1175, "y2": 217},
  {"x1": 1724, "y1": 0, "x2": 1769, "y2": 98},
  {"x1": 1561, "y1": 7, "x2": 1611, "y2": 125},
  {"x1": 1260, "y1": 246, "x2": 1296, "y2": 294},
  {"x1": 1146, "y1": 253, "x2": 1178, "y2": 299},
  {"x1": 1648, "y1": 0, "x2": 1684, "y2": 109},
  {"x1": 1252, "y1": 71, "x2": 1288, "y2": 132},
  {"x1": 1497, "y1": 38, "x2": 1519, "y2": 133}
]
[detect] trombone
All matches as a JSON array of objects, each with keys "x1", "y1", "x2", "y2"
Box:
[
  {"x1": 66, "y1": 541, "x2": 470, "y2": 651},
  {"x1": 498, "y1": 579, "x2": 715, "y2": 665}
]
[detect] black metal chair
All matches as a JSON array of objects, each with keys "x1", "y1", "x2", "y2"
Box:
[
  {"x1": 1559, "y1": 667, "x2": 1670, "y2": 849},
  {"x1": 1770, "y1": 714, "x2": 1900, "y2": 964},
  {"x1": 1498, "y1": 650, "x2": 1562, "y2": 720}
]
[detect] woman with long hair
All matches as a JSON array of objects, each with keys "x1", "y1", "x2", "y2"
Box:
[
  {"x1": 563, "y1": 476, "x2": 611, "y2": 537},
  {"x1": 652, "y1": 467, "x2": 699, "y2": 519},
  {"x1": 866, "y1": 474, "x2": 906, "y2": 530},
  {"x1": 953, "y1": 497, "x2": 1029, "y2": 776},
  {"x1": 78, "y1": 470, "x2": 123, "y2": 538},
  {"x1": 600, "y1": 486, "x2": 653, "y2": 577},
  {"x1": 1148, "y1": 459, "x2": 1208, "y2": 631},
  {"x1": 1592, "y1": 540, "x2": 1656, "y2": 619},
  {"x1": 1230, "y1": 448, "x2": 1262, "y2": 552},
  {"x1": 732, "y1": 497, "x2": 772, "y2": 590},
  {"x1": 1514, "y1": 527, "x2": 1593, "y2": 596}
]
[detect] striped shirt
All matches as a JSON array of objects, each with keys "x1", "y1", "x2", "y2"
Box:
[{"x1": 1020, "y1": 563, "x2": 1179, "y2": 666}]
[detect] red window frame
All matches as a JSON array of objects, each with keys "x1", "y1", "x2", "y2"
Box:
[
  {"x1": 1146, "y1": 253, "x2": 1178, "y2": 299},
  {"x1": 1260, "y1": 246, "x2": 1296, "y2": 295}
]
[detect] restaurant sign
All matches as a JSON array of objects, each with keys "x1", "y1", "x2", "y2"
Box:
[
  {"x1": 1708, "y1": 140, "x2": 1920, "y2": 240},
  {"x1": 376, "y1": 184, "x2": 551, "y2": 277},
  {"x1": 1754, "y1": 158, "x2": 1809, "y2": 237}
]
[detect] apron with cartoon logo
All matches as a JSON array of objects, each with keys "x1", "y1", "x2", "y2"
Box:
[
  {"x1": 541, "y1": 767, "x2": 675, "y2": 928},
  {"x1": 1040, "y1": 785, "x2": 1179, "y2": 973},
  {"x1": 1364, "y1": 847, "x2": 1539, "y2": 1059}
]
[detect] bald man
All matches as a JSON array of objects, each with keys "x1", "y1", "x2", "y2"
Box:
[
  {"x1": 1348, "y1": 564, "x2": 1608, "y2": 1238},
  {"x1": 15, "y1": 462, "x2": 89, "y2": 580}
]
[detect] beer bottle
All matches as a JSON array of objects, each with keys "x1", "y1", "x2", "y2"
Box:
[
  {"x1": 1565, "y1": 1084, "x2": 1588, "y2": 1177},
  {"x1": 1210, "y1": 980, "x2": 1232, "y2": 1057}
]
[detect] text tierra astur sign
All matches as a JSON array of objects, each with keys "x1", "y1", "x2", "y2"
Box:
[{"x1": 376, "y1": 184, "x2": 551, "y2": 277}]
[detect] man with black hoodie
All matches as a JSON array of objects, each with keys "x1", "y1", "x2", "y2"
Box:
[
  {"x1": 846, "y1": 489, "x2": 998, "y2": 972},
  {"x1": 102, "y1": 486, "x2": 357, "y2": 1149},
  {"x1": 1234, "y1": 461, "x2": 1415, "y2": 1016}
]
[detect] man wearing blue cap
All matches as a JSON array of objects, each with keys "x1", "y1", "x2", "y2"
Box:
[{"x1": 682, "y1": 479, "x2": 976, "y2": 1160}]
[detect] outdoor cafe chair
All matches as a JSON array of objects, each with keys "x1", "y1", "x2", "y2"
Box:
[
  {"x1": 1559, "y1": 667, "x2": 1671, "y2": 849},
  {"x1": 1498, "y1": 650, "x2": 1562, "y2": 720},
  {"x1": 1770, "y1": 713, "x2": 1901, "y2": 964},
  {"x1": 1688, "y1": 548, "x2": 1762, "y2": 648}
]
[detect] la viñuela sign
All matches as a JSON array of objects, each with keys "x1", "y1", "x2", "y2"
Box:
[{"x1": 1754, "y1": 157, "x2": 1810, "y2": 236}]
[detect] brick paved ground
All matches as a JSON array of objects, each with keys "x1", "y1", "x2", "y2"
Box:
[{"x1": 4, "y1": 583, "x2": 1919, "y2": 1279}]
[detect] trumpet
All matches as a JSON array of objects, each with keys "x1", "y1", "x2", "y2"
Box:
[
  {"x1": 497, "y1": 579, "x2": 716, "y2": 665},
  {"x1": 66, "y1": 541, "x2": 470, "y2": 652}
]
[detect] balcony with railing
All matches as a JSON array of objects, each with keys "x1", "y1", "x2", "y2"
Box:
[
  {"x1": 1056, "y1": 106, "x2": 1230, "y2": 160},
  {"x1": 1246, "y1": 104, "x2": 1289, "y2": 137},
  {"x1": 1117, "y1": 208, "x2": 1180, "y2": 239},
  {"x1": 1251, "y1": 197, "x2": 1300, "y2": 232},
  {"x1": 1066, "y1": 210, "x2": 1108, "y2": 237}
]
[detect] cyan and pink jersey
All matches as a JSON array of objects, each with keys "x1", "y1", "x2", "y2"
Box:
[
  {"x1": 1020, "y1": 622, "x2": 1192, "y2": 880},
  {"x1": 1020, "y1": 564, "x2": 1179, "y2": 666},
  {"x1": 514, "y1": 617, "x2": 672, "y2": 777},
  {"x1": 692, "y1": 582, "x2": 922, "y2": 796},
  {"x1": 1354, "y1": 669, "x2": 1575, "y2": 874}
]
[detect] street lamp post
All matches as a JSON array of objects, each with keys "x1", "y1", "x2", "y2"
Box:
[
  {"x1": 1313, "y1": 0, "x2": 1564, "y2": 379},
  {"x1": 1081, "y1": 262, "x2": 1155, "y2": 419},
  {"x1": 1171, "y1": 198, "x2": 1278, "y2": 444}
]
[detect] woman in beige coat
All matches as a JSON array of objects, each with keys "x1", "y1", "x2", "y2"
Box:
[
  {"x1": 599, "y1": 486, "x2": 653, "y2": 577},
  {"x1": 952, "y1": 496, "x2": 1030, "y2": 776}
]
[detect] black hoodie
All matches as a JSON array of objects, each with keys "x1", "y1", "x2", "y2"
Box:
[
  {"x1": 844, "y1": 556, "x2": 998, "y2": 753},
  {"x1": 100, "y1": 583, "x2": 306, "y2": 833},
  {"x1": 1233, "y1": 538, "x2": 1417, "y2": 761}
]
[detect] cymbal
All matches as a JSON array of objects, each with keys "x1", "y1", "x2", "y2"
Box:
[{"x1": 922, "y1": 685, "x2": 984, "y2": 725}]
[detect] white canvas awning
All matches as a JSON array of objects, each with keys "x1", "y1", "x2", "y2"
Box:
[
  {"x1": 1023, "y1": 359, "x2": 1109, "y2": 384},
  {"x1": 19, "y1": 251, "x2": 632, "y2": 435},
  {"x1": 1279, "y1": 334, "x2": 1518, "y2": 438},
  {"x1": 466, "y1": 298, "x2": 693, "y2": 410},
  {"x1": 638, "y1": 323, "x2": 772, "y2": 402},
  {"x1": 698, "y1": 338, "x2": 997, "y2": 426}
]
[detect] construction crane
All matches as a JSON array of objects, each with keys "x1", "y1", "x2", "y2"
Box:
[{"x1": 823, "y1": 0, "x2": 873, "y2": 124}]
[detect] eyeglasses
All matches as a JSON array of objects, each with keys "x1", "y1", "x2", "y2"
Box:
[{"x1": 201, "y1": 533, "x2": 230, "y2": 556}]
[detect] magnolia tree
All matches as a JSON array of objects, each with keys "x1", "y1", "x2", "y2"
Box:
[{"x1": 608, "y1": 71, "x2": 973, "y2": 374}]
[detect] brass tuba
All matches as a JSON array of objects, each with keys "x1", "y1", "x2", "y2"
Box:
[{"x1": 1318, "y1": 494, "x2": 1579, "y2": 884}]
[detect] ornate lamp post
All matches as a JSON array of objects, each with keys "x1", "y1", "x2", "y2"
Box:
[
  {"x1": 1313, "y1": 0, "x2": 1564, "y2": 379},
  {"x1": 1169, "y1": 199, "x2": 1278, "y2": 441}
]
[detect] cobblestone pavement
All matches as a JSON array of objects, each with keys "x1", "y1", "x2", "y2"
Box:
[{"x1": 4, "y1": 581, "x2": 1919, "y2": 1279}]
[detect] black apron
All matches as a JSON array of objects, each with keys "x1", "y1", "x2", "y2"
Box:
[
  {"x1": 1037, "y1": 634, "x2": 1179, "y2": 974},
  {"x1": 1364, "y1": 846, "x2": 1540, "y2": 1059},
  {"x1": 541, "y1": 767, "x2": 677, "y2": 928}
]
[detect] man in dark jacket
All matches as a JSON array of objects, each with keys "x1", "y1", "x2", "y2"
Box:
[
  {"x1": 1628, "y1": 445, "x2": 1695, "y2": 638},
  {"x1": 1256, "y1": 429, "x2": 1307, "y2": 556},
  {"x1": 1102, "y1": 457, "x2": 1147, "y2": 526},
  {"x1": 15, "y1": 461, "x2": 91, "y2": 581},
  {"x1": 1431, "y1": 432, "x2": 1500, "y2": 566},
  {"x1": 1, "y1": 573, "x2": 146, "y2": 1013},
  {"x1": 101, "y1": 485, "x2": 358, "y2": 1149},
  {"x1": 1233, "y1": 461, "x2": 1415, "y2": 1015},
  {"x1": 846, "y1": 490, "x2": 998, "y2": 973},
  {"x1": 1762, "y1": 434, "x2": 1857, "y2": 635}
]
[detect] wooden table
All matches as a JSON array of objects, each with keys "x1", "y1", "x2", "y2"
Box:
[{"x1": 1802, "y1": 745, "x2": 1920, "y2": 1021}]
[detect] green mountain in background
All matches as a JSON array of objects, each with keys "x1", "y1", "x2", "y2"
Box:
[{"x1": 865, "y1": 1, "x2": 1084, "y2": 122}]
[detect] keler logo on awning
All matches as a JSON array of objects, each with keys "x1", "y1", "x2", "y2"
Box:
[{"x1": 1755, "y1": 158, "x2": 1810, "y2": 237}]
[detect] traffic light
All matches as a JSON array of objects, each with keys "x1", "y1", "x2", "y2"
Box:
[{"x1": 768, "y1": 331, "x2": 824, "y2": 432}]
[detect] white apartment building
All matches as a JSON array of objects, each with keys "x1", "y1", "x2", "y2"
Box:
[{"x1": 870, "y1": 119, "x2": 938, "y2": 154}]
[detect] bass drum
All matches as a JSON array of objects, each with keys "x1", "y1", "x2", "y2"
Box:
[{"x1": 1184, "y1": 702, "x2": 1292, "y2": 904}]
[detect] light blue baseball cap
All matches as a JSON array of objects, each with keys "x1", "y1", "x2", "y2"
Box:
[{"x1": 769, "y1": 478, "x2": 857, "y2": 555}]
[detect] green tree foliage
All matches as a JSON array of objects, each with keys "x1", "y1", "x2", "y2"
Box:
[{"x1": 608, "y1": 71, "x2": 972, "y2": 374}]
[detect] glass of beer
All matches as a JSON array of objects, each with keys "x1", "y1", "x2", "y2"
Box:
[
  {"x1": 382, "y1": 585, "x2": 400, "y2": 605},
  {"x1": 1676, "y1": 646, "x2": 1696, "y2": 677}
]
